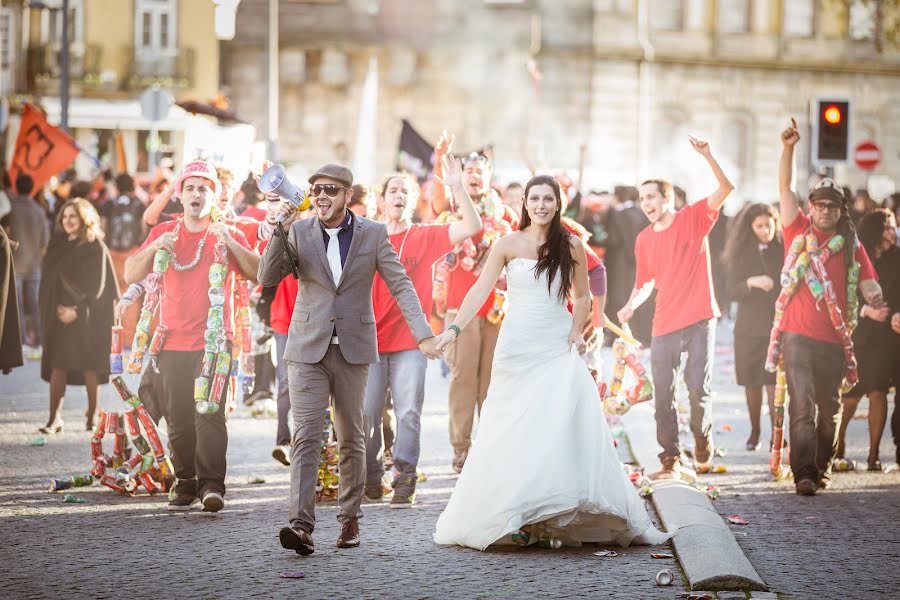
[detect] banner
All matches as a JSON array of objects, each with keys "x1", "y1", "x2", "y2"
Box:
[
  {"x1": 396, "y1": 119, "x2": 434, "y2": 184},
  {"x1": 9, "y1": 103, "x2": 79, "y2": 195}
]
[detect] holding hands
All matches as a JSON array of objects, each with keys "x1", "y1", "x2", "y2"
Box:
[
  {"x1": 568, "y1": 329, "x2": 587, "y2": 355},
  {"x1": 418, "y1": 336, "x2": 443, "y2": 360}
]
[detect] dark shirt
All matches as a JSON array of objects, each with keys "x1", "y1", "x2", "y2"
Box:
[
  {"x1": 853, "y1": 245, "x2": 900, "y2": 347},
  {"x1": 318, "y1": 210, "x2": 354, "y2": 266},
  {"x1": 726, "y1": 238, "x2": 785, "y2": 338}
]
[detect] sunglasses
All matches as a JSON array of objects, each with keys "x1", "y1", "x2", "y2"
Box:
[
  {"x1": 811, "y1": 201, "x2": 841, "y2": 212},
  {"x1": 311, "y1": 184, "x2": 346, "y2": 197}
]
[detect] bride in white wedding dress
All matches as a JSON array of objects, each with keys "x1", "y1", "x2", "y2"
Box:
[{"x1": 432, "y1": 175, "x2": 671, "y2": 551}]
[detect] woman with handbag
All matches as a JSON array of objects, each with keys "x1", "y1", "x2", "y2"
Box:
[{"x1": 38, "y1": 198, "x2": 119, "y2": 433}]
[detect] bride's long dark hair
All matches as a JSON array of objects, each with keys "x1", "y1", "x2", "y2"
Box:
[{"x1": 520, "y1": 175, "x2": 575, "y2": 303}]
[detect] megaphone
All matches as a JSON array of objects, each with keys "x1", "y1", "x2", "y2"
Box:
[{"x1": 258, "y1": 164, "x2": 311, "y2": 222}]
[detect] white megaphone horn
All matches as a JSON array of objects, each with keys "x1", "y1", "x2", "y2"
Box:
[{"x1": 258, "y1": 164, "x2": 311, "y2": 223}]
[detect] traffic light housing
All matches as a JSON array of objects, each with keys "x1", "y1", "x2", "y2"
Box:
[{"x1": 811, "y1": 99, "x2": 850, "y2": 164}]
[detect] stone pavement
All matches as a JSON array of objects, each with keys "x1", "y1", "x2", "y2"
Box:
[
  {"x1": 1, "y1": 359, "x2": 678, "y2": 599},
  {"x1": 1, "y1": 324, "x2": 897, "y2": 599}
]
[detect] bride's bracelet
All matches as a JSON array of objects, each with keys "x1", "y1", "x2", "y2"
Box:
[{"x1": 448, "y1": 324, "x2": 461, "y2": 338}]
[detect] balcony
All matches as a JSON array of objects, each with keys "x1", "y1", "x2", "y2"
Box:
[
  {"x1": 26, "y1": 42, "x2": 103, "y2": 94},
  {"x1": 124, "y1": 46, "x2": 195, "y2": 91}
]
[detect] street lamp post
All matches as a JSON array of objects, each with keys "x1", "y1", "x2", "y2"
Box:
[{"x1": 60, "y1": 0, "x2": 70, "y2": 132}]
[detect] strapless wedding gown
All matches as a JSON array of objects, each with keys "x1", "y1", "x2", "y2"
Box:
[{"x1": 433, "y1": 258, "x2": 671, "y2": 550}]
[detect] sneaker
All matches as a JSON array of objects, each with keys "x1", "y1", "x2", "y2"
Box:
[
  {"x1": 167, "y1": 494, "x2": 200, "y2": 511},
  {"x1": 796, "y1": 479, "x2": 817, "y2": 496},
  {"x1": 272, "y1": 445, "x2": 291, "y2": 466},
  {"x1": 649, "y1": 456, "x2": 682, "y2": 481},
  {"x1": 202, "y1": 492, "x2": 224, "y2": 512},
  {"x1": 364, "y1": 482, "x2": 384, "y2": 502},
  {"x1": 389, "y1": 474, "x2": 416, "y2": 509}
]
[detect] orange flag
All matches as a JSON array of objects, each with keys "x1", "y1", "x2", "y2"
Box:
[{"x1": 9, "y1": 103, "x2": 79, "y2": 195}]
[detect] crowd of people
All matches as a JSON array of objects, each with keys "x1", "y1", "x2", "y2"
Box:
[{"x1": 0, "y1": 117, "x2": 898, "y2": 549}]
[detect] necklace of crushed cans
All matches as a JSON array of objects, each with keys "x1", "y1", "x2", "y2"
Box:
[
  {"x1": 764, "y1": 228, "x2": 860, "y2": 479},
  {"x1": 596, "y1": 338, "x2": 653, "y2": 416},
  {"x1": 433, "y1": 190, "x2": 511, "y2": 320},
  {"x1": 73, "y1": 378, "x2": 175, "y2": 495},
  {"x1": 194, "y1": 239, "x2": 231, "y2": 415}
]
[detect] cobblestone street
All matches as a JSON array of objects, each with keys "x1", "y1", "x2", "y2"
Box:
[{"x1": 1, "y1": 333, "x2": 898, "y2": 599}]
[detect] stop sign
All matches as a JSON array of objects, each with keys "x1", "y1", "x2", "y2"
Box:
[{"x1": 854, "y1": 140, "x2": 882, "y2": 171}]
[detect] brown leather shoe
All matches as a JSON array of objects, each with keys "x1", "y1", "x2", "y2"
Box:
[
  {"x1": 336, "y1": 518, "x2": 360, "y2": 548},
  {"x1": 649, "y1": 456, "x2": 682, "y2": 481},
  {"x1": 279, "y1": 527, "x2": 314, "y2": 556}
]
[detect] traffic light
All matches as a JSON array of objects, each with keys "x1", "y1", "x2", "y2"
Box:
[{"x1": 811, "y1": 99, "x2": 850, "y2": 164}]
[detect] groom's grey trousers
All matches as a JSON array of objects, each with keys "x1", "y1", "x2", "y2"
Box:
[{"x1": 288, "y1": 344, "x2": 369, "y2": 533}]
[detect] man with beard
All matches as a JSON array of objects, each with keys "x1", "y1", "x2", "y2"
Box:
[
  {"x1": 124, "y1": 160, "x2": 260, "y2": 513},
  {"x1": 443, "y1": 151, "x2": 518, "y2": 474},
  {"x1": 773, "y1": 120, "x2": 881, "y2": 495},
  {"x1": 259, "y1": 163, "x2": 440, "y2": 555}
]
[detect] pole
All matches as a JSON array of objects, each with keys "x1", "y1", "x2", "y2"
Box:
[
  {"x1": 60, "y1": 0, "x2": 71, "y2": 132},
  {"x1": 266, "y1": 0, "x2": 279, "y2": 161}
]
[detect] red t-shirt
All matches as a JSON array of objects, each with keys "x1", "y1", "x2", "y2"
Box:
[
  {"x1": 270, "y1": 275, "x2": 299, "y2": 336},
  {"x1": 140, "y1": 219, "x2": 252, "y2": 351},
  {"x1": 374, "y1": 224, "x2": 453, "y2": 353},
  {"x1": 634, "y1": 197, "x2": 721, "y2": 337},
  {"x1": 241, "y1": 205, "x2": 268, "y2": 221},
  {"x1": 446, "y1": 208, "x2": 518, "y2": 317},
  {"x1": 779, "y1": 212, "x2": 876, "y2": 344}
]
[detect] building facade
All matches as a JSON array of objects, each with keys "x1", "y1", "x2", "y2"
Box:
[
  {"x1": 224, "y1": 0, "x2": 900, "y2": 208},
  {"x1": 2, "y1": 0, "x2": 221, "y2": 176}
]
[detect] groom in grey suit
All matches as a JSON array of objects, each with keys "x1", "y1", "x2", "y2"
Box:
[{"x1": 258, "y1": 163, "x2": 439, "y2": 556}]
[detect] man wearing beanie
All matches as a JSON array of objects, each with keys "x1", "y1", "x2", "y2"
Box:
[
  {"x1": 124, "y1": 159, "x2": 260, "y2": 512},
  {"x1": 775, "y1": 120, "x2": 884, "y2": 496}
]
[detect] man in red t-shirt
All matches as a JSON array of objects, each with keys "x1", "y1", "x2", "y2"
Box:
[
  {"x1": 363, "y1": 156, "x2": 482, "y2": 507},
  {"x1": 618, "y1": 137, "x2": 734, "y2": 479},
  {"x1": 776, "y1": 121, "x2": 883, "y2": 495},
  {"x1": 442, "y1": 148, "x2": 518, "y2": 474},
  {"x1": 124, "y1": 160, "x2": 260, "y2": 513}
]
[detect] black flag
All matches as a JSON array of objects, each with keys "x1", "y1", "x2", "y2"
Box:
[{"x1": 396, "y1": 119, "x2": 435, "y2": 184}]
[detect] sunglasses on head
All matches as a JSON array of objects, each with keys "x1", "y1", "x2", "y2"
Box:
[{"x1": 311, "y1": 184, "x2": 346, "y2": 197}]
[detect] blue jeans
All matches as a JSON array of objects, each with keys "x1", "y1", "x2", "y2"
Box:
[
  {"x1": 16, "y1": 272, "x2": 41, "y2": 346},
  {"x1": 363, "y1": 349, "x2": 427, "y2": 483},
  {"x1": 274, "y1": 332, "x2": 291, "y2": 446},
  {"x1": 650, "y1": 318, "x2": 716, "y2": 460}
]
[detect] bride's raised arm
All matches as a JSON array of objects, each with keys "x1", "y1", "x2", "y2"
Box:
[{"x1": 435, "y1": 236, "x2": 513, "y2": 352}]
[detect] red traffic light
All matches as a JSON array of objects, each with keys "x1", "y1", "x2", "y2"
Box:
[{"x1": 823, "y1": 105, "x2": 842, "y2": 125}]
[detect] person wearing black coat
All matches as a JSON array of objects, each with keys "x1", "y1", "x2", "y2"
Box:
[
  {"x1": 837, "y1": 209, "x2": 900, "y2": 471},
  {"x1": 0, "y1": 226, "x2": 24, "y2": 373},
  {"x1": 38, "y1": 198, "x2": 118, "y2": 433},
  {"x1": 724, "y1": 203, "x2": 784, "y2": 451}
]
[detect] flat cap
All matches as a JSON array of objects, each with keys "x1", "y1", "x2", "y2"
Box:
[{"x1": 308, "y1": 164, "x2": 353, "y2": 188}]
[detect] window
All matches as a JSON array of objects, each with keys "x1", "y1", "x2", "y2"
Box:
[
  {"x1": 782, "y1": 0, "x2": 814, "y2": 37},
  {"x1": 135, "y1": 0, "x2": 177, "y2": 77},
  {"x1": 0, "y1": 8, "x2": 13, "y2": 94},
  {"x1": 650, "y1": 0, "x2": 683, "y2": 31},
  {"x1": 717, "y1": 0, "x2": 750, "y2": 34},
  {"x1": 39, "y1": 0, "x2": 85, "y2": 46},
  {"x1": 849, "y1": 0, "x2": 876, "y2": 41},
  {"x1": 135, "y1": 0, "x2": 177, "y2": 55}
]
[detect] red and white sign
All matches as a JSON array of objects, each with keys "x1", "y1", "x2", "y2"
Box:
[{"x1": 854, "y1": 140, "x2": 882, "y2": 171}]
